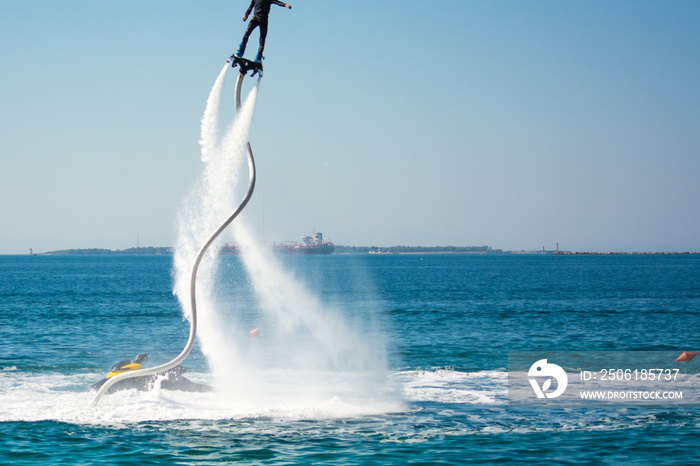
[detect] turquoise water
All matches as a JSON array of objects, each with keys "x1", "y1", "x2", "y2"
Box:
[{"x1": 1, "y1": 254, "x2": 699, "y2": 464}]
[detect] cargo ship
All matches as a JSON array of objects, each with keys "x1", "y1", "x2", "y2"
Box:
[{"x1": 222, "y1": 232, "x2": 335, "y2": 255}]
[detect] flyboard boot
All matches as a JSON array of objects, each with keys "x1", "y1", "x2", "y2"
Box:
[{"x1": 232, "y1": 42, "x2": 246, "y2": 59}]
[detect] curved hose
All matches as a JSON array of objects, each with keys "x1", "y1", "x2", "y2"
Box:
[{"x1": 92, "y1": 71, "x2": 257, "y2": 405}]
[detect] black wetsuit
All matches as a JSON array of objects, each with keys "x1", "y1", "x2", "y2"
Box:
[{"x1": 238, "y1": 0, "x2": 290, "y2": 60}]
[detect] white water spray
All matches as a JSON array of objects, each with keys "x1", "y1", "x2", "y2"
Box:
[
  {"x1": 234, "y1": 223, "x2": 387, "y2": 373},
  {"x1": 171, "y1": 64, "x2": 396, "y2": 415},
  {"x1": 173, "y1": 64, "x2": 258, "y2": 380}
]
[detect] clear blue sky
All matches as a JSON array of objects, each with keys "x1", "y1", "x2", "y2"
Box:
[{"x1": 1, "y1": 0, "x2": 698, "y2": 253}]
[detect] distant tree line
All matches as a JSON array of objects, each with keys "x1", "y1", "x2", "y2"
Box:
[
  {"x1": 43, "y1": 247, "x2": 173, "y2": 255},
  {"x1": 333, "y1": 245, "x2": 501, "y2": 254},
  {"x1": 42, "y1": 245, "x2": 502, "y2": 255}
]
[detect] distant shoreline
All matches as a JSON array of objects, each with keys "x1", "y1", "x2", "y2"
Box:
[{"x1": 27, "y1": 246, "x2": 700, "y2": 256}]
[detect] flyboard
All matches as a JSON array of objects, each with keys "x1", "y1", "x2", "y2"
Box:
[
  {"x1": 91, "y1": 61, "x2": 258, "y2": 406},
  {"x1": 228, "y1": 54, "x2": 263, "y2": 77}
]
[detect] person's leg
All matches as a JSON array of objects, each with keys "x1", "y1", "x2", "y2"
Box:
[
  {"x1": 236, "y1": 19, "x2": 260, "y2": 57},
  {"x1": 255, "y1": 19, "x2": 268, "y2": 62}
]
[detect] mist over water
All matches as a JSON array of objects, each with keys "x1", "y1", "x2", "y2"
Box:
[
  {"x1": 171, "y1": 65, "x2": 395, "y2": 416},
  {"x1": 226, "y1": 221, "x2": 394, "y2": 412}
]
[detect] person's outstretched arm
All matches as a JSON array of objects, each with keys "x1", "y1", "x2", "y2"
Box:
[{"x1": 273, "y1": 1, "x2": 292, "y2": 9}]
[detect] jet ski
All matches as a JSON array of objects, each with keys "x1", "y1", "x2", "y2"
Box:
[{"x1": 90, "y1": 353, "x2": 212, "y2": 394}]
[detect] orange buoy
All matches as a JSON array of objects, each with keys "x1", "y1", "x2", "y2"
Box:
[{"x1": 675, "y1": 351, "x2": 699, "y2": 362}]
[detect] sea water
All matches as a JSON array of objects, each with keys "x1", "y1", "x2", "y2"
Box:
[{"x1": 1, "y1": 253, "x2": 699, "y2": 464}]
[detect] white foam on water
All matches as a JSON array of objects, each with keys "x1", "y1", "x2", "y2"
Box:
[
  {"x1": 6, "y1": 367, "x2": 691, "y2": 431},
  {"x1": 0, "y1": 370, "x2": 404, "y2": 425},
  {"x1": 396, "y1": 369, "x2": 507, "y2": 405},
  {"x1": 0, "y1": 369, "x2": 505, "y2": 425}
]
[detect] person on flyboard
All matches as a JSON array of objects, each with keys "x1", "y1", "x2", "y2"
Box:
[{"x1": 233, "y1": 0, "x2": 292, "y2": 64}]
